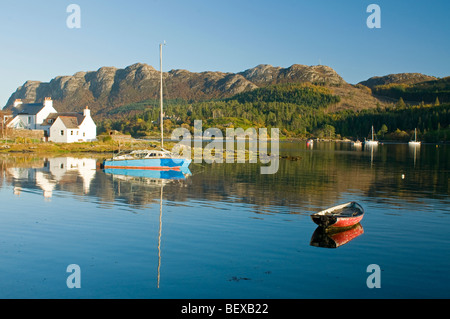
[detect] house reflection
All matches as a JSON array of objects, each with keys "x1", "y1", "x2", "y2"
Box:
[{"x1": 8, "y1": 157, "x2": 96, "y2": 198}]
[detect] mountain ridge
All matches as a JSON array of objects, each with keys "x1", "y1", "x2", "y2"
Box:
[
  {"x1": 4, "y1": 62, "x2": 442, "y2": 119},
  {"x1": 3, "y1": 63, "x2": 346, "y2": 115}
]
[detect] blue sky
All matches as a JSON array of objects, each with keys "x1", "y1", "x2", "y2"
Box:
[{"x1": 1, "y1": 0, "x2": 449, "y2": 107}]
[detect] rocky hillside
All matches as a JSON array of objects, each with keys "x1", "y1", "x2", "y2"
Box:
[
  {"x1": 238, "y1": 64, "x2": 345, "y2": 86},
  {"x1": 4, "y1": 63, "x2": 348, "y2": 118},
  {"x1": 9, "y1": 63, "x2": 441, "y2": 119},
  {"x1": 358, "y1": 73, "x2": 437, "y2": 89}
]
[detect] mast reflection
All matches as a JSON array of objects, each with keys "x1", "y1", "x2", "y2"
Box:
[{"x1": 104, "y1": 166, "x2": 192, "y2": 288}]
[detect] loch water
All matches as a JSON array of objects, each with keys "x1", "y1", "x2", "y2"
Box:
[{"x1": 0, "y1": 141, "x2": 448, "y2": 298}]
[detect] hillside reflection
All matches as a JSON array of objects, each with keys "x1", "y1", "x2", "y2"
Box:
[{"x1": 0, "y1": 142, "x2": 448, "y2": 211}]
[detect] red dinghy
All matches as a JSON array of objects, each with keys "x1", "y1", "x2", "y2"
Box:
[{"x1": 311, "y1": 201, "x2": 364, "y2": 228}]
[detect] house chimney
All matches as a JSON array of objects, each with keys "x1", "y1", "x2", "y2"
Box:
[
  {"x1": 43, "y1": 97, "x2": 53, "y2": 108},
  {"x1": 83, "y1": 106, "x2": 91, "y2": 117},
  {"x1": 14, "y1": 99, "x2": 23, "y2": 107}
]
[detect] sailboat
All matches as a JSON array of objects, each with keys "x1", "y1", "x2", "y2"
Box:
[
  {"x1": 364, "y1": 125, "x2": 379, "y2": 146},
  {"x1": 103, "y1": 43, "x2": 192, "y2": 171},
  {"x1": 408, "y1": 128, "x2": 421, "y2": 146}
]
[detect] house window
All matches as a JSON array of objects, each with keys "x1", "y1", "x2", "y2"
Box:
[
  {"x1": 71, "y1": 130, "x2": 73, "y2": 135},
  {"x1": 76, "y1": 131, "x2": 79, "y2": 135},
  {"x1": 61, "y1": 130, "x2": 64, "y2": 136},
  {"x1": 28, "y1": 116, "x2": 31, "y2": 124},
  {"x1": 83, "y1": 132, "x2": 85, "y2": 137}
]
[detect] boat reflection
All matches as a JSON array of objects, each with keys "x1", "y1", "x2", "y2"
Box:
[
  {"x1": 409, "y1": 143, "x2": 420, "y2": 167},
  {"x1": 310, "y1": 223, "x2": 364, "y2": 248},
  {"x1": 103, "y1": 167, "x2": 191, "y2": 181}
]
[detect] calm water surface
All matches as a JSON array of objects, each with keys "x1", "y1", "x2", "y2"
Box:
[{"x1": 0, "y1": 141, "x2": 448, "y2": 298}]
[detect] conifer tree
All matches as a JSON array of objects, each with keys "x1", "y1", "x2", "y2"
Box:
[{"x1": 434, "y1": 96, "x2": 440, "y2": 106}]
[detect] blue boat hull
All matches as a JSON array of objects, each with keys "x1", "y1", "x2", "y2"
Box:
[{"x1": 103, "y1": 157, "x2": 191, "y2": 170}]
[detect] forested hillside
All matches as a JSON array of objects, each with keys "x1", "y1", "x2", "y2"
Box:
[
  {"x1": 371, "y1": 77, "x2": 450, "y2": 104},
  {"x1": 5, "y1": 61, "x2": 448, "y2": 142},
  {"x1": 99, "y1": 83, "x2": 449, "y2": 142}
]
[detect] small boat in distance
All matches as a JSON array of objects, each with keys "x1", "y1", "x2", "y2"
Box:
[
  {"x1": 364, "y1": 125, "x2": 378, "y2": 146},
  {"x1": 352, "y1": 139, "x2": 362, "y2": 147},
  {"x1": 102, "y1": 43, "x2": 191, "y2": 171},
  {"x1": 408, "y1": 128, "x2": 421, "y2": 146},
  {"x1": 311, "y1": 201, "x2": 364, "y2": 228}
]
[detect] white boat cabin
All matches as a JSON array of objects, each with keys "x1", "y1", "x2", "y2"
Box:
[{"x1": 112, "y1": 149, "x2": 173, "y2": 161}]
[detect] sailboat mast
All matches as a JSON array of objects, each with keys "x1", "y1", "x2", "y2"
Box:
[
  {"x1": 371, "y1": 125, "x2": 374, "y2": 140},
  {"x1": 160, "y1": 43, "x2": 164, "y2": 149}
]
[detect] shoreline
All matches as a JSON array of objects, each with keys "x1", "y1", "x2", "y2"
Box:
[
  {"x1": 0, "y1": 140, "x2": 161, "y2": 155},
  {"x1": 0, "y1": 138, "x2": 447, "y2": 156}
]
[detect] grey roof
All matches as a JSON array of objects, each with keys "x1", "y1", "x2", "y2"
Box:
[{"x1": 12, "y1": 103, "x2": 45, "y2": 116}]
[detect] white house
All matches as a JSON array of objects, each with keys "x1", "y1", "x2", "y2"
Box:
[
  {"x1": 8, "y1": 97, "x2": 57, "y2": 130},
  {"x1": 47, "y1": 107, "x2": 97, "y2": 143},
  {"x1": 7, "y1": 97, "x2": 97, "y2": 143}
]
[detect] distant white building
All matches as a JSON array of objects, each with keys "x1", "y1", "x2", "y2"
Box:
[
  {"x1": 46, "y1": 107, "x2": 97, "y2": 143},
  {"x1": 8, "y1": 98, "x2": 97, "y2": 143}
]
